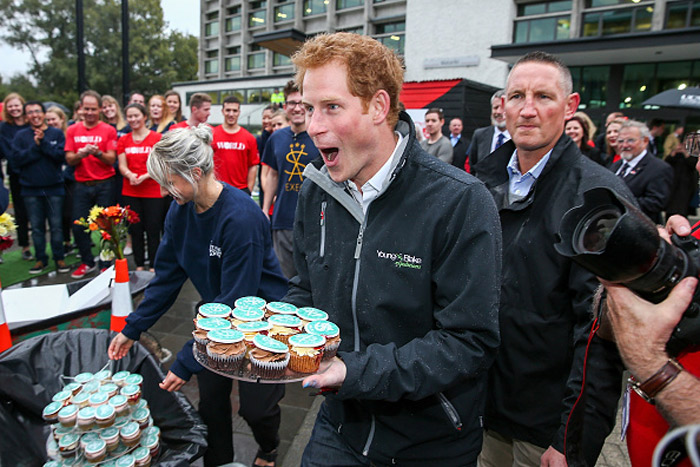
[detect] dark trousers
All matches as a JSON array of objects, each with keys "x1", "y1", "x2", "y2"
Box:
[
  {"x1": 62, "y1": 178, "x2": 75, "y2": 244},
  {"x1": 123, "y1": 196, "x2": 169, "y2": 268},
  {"x1": 73, "y1": 179, "x2": 115, "y2": 267},
  {"x1": 9, "y1": 173, "x2": 29, "y2": 247},
  {"x1": 197, "y1": 369, "x2": 285, "y2": 467},
  {"x1": 24, "y1": 195, "x2": 65, "y2": 265}
]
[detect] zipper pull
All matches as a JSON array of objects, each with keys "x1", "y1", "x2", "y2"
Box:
[
  {"x1": 320, "y1": 201, "x2": 326, "y2": 226},
  {"x1": 354, "y1": 225, "x2": 364, "y2": 259}
]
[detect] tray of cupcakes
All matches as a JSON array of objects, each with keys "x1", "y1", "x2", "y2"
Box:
[
  {"x1": 41, "y1": 367, "x2": 161, "y2": 466},
  {"x1": 191, "y1": 297, "x2": 341, "y2": 383}
]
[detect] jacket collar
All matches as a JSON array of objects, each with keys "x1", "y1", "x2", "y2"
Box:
[{"x1": 303, "y1": 111, "x2": 413, "y2": 224}]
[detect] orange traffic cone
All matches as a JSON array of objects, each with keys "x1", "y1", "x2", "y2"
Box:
[
  {"x1": 110, "y1": 259, "x2": 133, "y2": 333},
  {"x1": 0, "y1": 278, "x2": 11, "y2": 352}
]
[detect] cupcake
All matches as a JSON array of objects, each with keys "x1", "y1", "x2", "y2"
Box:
[
  {"x1": 134, "y1": 399, "x2": 149, "y2": 411},
  {"x1": 84, "y1": 438, "x2": 107, "y2": 464},
  {"x1": 42, "y1": 401, "x2": 63, "y2": 423},
  {"x1": 80, "y1": 432, "x2": 100, "y2": 451},
  {"x1": 192, "y1": 317, "x2": 231, "y2": 354},
  {"x1": 63, "y1": 382, "x2": 82, "y2": 396},
  {"x1": 288, "y1": 333, "x2": 326, "y2": 373},
  {"x1": 267, "y1": 314, "x2": 303, "y2": 346},
  {"x1": 305, "y1": 320, "x2": 342, "y2": 360},
  {"x1": 133, "y1": 446, "x2": 152, "y2": 467},
  {"x1": 249, "y1": 334, "x2": 290, "y2": 379},
  {"x1": 99, "y1": 383, "x2": 119, "y2": 398},
  {"x1": 206, "y1": 329, "x2": 246, "y2": 371},
  {"x1": 236, "y1": 321, "x2": 272, "y2": 351},
  {"x1": 120, "y1": 384, "x2": 141, "y2": 405},
  {"x1": 57, "y1": 404, "x2": 79, "y2": 427},
  {"x1": 51, "y1": 390, "x2": 72, "y2": 406},
  {"x1": 114, "y1": 415, "x2": 130, "y2": 429},
  {"x1": 197, "y1": 302, "x2": 232, "y2": 320},
  {"x1": 74, "y1": 372, "x2": 94, "y2": 385},
  {"x1": 120, "y1": 421, "x2": 141, "y2": 447},
  {"x1": 95, "y1": 403, "x2": 116, "y2": 428},
  {"x1": 124, "y1": 373, "x2": 143, "y2": 387},
  {"x1": 77, "y1": 406, "x2": 96, "y2": 431},
  {"x1": 234, "y1": 296, "x2": 266, "y2": 310},
  {"x1": 82, "y1": 380, "x2": 100, "y2": 394},
  {"x1": 230, "y1": 306, "x2": 265, "y2": 327},
  {"x1": 265, "y1": 301, "x2": 298, "y2": 318},
  {"x1": 109, "y1": 394, "x2": 129, "y2": 416},
  {"x1": 100, "y1": 426, "x2": 120, "y2": 452},
  {"x1": 131, "y1": 407, "x2": 151, "y2": 430},
  {"x1": 58, "y1": 433, "x2": 80, "y2": 458},
  {"x1": 47, "y1": 438, "x2": 59, "y2": 458},
  {"x1": 116, "y1": 454, "x2": 136, "y2": 467},
  {"x1": 296, "y1": 307, "x2": 329, "y2": 326},
  {"x1": 88, "y1": 391, "x2": 109, "y2": 407},
  {"x1": 53, "y1": 425, "x2": 73, "y2": 441},
  {"x1": 140, "y1": 433, "x2": 160, "y2": 458},
  {"x1": 142, "y1": 426, "x2": 160, "y2": 440},
  {"x1": 70, "y1": 391, "x2": 90, "y2": 408},
  {"x1": 111, "y1": 370, "x2": 130, "y2": 387},
  {"x1": 94, "y1": 370, "x2": 112, "y2": 384}
]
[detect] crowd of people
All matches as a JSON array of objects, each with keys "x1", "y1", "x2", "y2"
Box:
[{"x1": 1, "y1": 31, "x2": 699, "y2": 467}]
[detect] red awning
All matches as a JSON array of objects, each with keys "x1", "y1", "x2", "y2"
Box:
[{"x1": 399, "y1": 79, "x2": 462, "y2": 109}]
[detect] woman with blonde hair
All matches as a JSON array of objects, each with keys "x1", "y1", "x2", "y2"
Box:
[
  {"x1": 0, "y1": 92, "x2": 32, "y2": 260},
  {"x1": 46, "y1": 106, "x2": 68, "y2": 133},
  {"x1": 101, "y1": 95, "x2": 129, "y2": 137},
  {"x1": 148, "y1": 95, "x2": 175, "y2": 133}
]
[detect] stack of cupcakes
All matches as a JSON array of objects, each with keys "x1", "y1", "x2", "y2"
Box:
[{"x1": 42, "y1": 369, "x2": 161, "y2": 466}]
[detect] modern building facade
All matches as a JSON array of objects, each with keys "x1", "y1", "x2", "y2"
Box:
[{"x1": 175, "y1": 0, "x2": 699, "y2": 130}]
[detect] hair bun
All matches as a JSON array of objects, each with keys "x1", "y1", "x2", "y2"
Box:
[{"x1": 192, "y1": 124, "x2": 213, "y2": 145}]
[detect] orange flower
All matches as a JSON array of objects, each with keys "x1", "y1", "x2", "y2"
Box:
[
  {"x1": 89, "y1": 222, "x2": 98, "y2": 231},
  {"x1": 104, "y1": 205, "x2": 122, "y2": 218}
]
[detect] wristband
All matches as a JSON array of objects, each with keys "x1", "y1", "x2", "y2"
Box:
[{"x1": 629, "y1": 358, "x2": 683, "y2": 404}]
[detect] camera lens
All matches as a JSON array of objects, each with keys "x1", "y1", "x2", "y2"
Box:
[{"x1": 575, "y1": 208, "x2": 621, "y2": 253}]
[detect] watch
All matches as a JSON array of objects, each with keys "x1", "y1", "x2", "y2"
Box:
[{"x1": 629, "y1": 358, "x2": 684, "y2": 404}]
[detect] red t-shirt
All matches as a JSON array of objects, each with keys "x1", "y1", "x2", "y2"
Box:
[
  {"x1": 626, "y1": 220, "x2": 700, "y2": 466},
  {"x1": 168, "y1": 121, "x2": 213, "y2": 131},
  {"x1": 117, "y1": 131, "x2": 163, "y2": 198},
  {"x1": 64, "y1": 121, "x2": 118, "y2": 182},
  {"x1": 212, "y1": 125, "x2": 259, "y2": 190}
]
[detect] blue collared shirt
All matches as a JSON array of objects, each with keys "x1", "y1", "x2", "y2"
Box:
[{"x1": 506, "y1": 149, "x2": 552, "y2": 202}]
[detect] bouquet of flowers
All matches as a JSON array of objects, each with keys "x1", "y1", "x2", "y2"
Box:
[
  {"x1": 74, "y1": 205, "x2": 140, "y2": 260},
  {"x1": 0, "y1": 212, "x2": 17, "y2": 252}
]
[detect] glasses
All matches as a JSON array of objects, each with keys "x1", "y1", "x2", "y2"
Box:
[
  {"x1": 26, "y1": 109, "x2": 43, "y2": 115},
  {"x1": 620, "y1": 138, "x2": 640, "y2": 145},
  {"x1": 285, "y1": 101, "x2": 304, "y2": 108}
]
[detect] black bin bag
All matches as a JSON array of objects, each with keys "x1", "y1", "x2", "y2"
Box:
[{"x1": 0, "y1": 329, "x2": 207, "y2": 466}]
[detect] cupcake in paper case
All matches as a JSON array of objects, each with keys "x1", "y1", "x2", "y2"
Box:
[
  {"x1": 95, "y1": 403, "x2": 116, "y2": 428},
  {"x1": 84, "y1": 438, "x2": 107, "y2": 464},
  {"x1": 134, "y1": 398, "x2": 149, "y2": 411},
  {"x1": 99, "y1": 382, "x2": 119, "y2": 398},
  {"x1": 265, "y1": 301, "x2": 298, "y2": 318},
  {"x1": 142, "y1": 425, "x2": 160, "y2": 440},
  {"x1": 236, "y1": 320, "x2": 272, "y2": 351},
  {"x1": 249, "y1": 334, "x2": 290, "y2": 379},
  {"x1": 43, "y1": 401, "x2": 63, "y2": 423},
  {"x1": 116, "y1": 454, "x2": 136, "y2": 467},
  {"x1": 94, "y1": 369, "x2": 112, "y2": 383},
  {"x1": 53, "y1": 425, "x2": 73, "y2": 441},
  {"x1": 192, "y1": 317, "x2": 231, "y2": 354},
  {"x1": 234, "y1": 296, "x2": 266, "y2": 310},
  {"x1": 120, "y1": 421, "x2": 141, "y2": 447},
  {"x1": 100, "y1": 426, "x2": 120, "y2": 452},
  {"x1": 63, "y1": 382, "x2": 82, "y2": 396},
  {"x1": 57, "y1": 404, "x2": 78, "y2": 427},
  {"x1": 80, "y1": 432, "x2": 100, "y2": 451},
  {"x1": 108, "y1": 394, "x2": 129, "y2": 415},
  {"x1": 133, "y1": 446, "x2": 152, "y2": 467},
  {"x1": 206, "y1": 329, "x2": 246, "y2": 371},
  {"x1": 111, "y1": 370, "x2": 130, "y2": 387},
  {"x1": 70, "y1": 391, "x2": 90, "y2": 408},
  {"x1": 82, "y1": 380, "x2": 100, "y2": 394},
  {"x1": 296, "y1": 307, "x2": 329, "y2": 326},
  {"x1": 131, "y1": 407, "x2": 151, "y2": 430},
  {"x1": 230, "y1": 306, "x2": 265, "y2": 327},
  {"x1": 267, "y1": 314, "x2": 303, "y2": 346},
  {"x1": 140, "y1": 433, "x2": 161, "y2": 458},
  {"x1": 197, "y1": 302, "x2": 232, "y2": 320},
  {"x1": 124, "y1": 373, "x2": 143, "y2": 387},
  {"x1": 288, "y1": 333, "x2": 326, "y2": 374},
  {"x1": 52, "y1": 390, "x2": 72, "y2": 406},
  {"x1": 58, "y1": 432, "x2": 80, "y2": 458},
  {"x1": 77, "y1": 406, "x2": 96, "y2": 431},
  {"x1": 89, "y1": 391, "x2": 109, "y2": 407},
  {"x1": 74, "y1": 372, "x2": 94, "y2": 385},
  {"x1": 120, "y1": 384, "x2": 141, "y2": 405},
  {"x1": 305, "y1": 320, "x2": 342, "y2": 360}
]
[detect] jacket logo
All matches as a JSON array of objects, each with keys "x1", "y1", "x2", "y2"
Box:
[
  {"x1": 209, "y1": 243, "x2": 222, "y2": 258},
  {"x1": 376, "y1": 249, "x2": 422, "y2": 269}
]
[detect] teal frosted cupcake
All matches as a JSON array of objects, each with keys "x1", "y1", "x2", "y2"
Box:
[
  {"x1": 111, "y1": 370, "x2": 130, "y2": 387},
  {"x1": 206, "y1": 329, "x2": 246, "y2": 371},
  {"x1": 236, "y1": 320, "x2": 272, "y2": 351},
  {"x1": 100, "y1": 426, "x2": 120, "y2": 452},
  {"x1": 96, "y1": 403, "x2": 116, "y2": 428},
  {"x1": 193, "y1": 317, "x2": 231, "y2": 354},
  {"x1": 133, "y1": 446, "x2": 152, "y2": 466},
  {"x1": 249, "y1": 334, "x2": 290, "y2": 379},
  {"x1": 267, "y1": 314, "x2": 302, "y2": 346},
  {"x1": 234, "y1": 296, "x2": 266, "y2": 310},
  {"x1": 288, "y1": 333, "x2": 326, "y2": 373},
  {"x1": 94, "y1": 369, "x2": 112, "y2": 384},
  {"x1": 131, "y1": 407, "x2": 151, "y2": 430},
  {"x1": 58, "y1": 432, "x2": 80, "y2": 458},
  {"x1": 120, "y1": 384, "x2": 141, "y2": 405},
  {"x1": 42, "y1": 401, "x2": 63, "y2": 423},
  {"x1": 84, "y1": 438, "x2": 107, "y2": 463},
  {"x1": 57, "y1": 404, "x2": 78, "y2": 427},
  {"x1": 116, "y1": 454, "x2": 136, "y2": 467},
  {"x1": 198, "y1": 302, "x2": 232, "y2": 320},
  {"x1": 77, "y1": 406, "x2": 96, "y2": 431},
  {"x1": 52, "y1": 390, "x2": 72, "y2": 406},
  {"x1": 120, "y1": 421, "x2": 141, "y2": 447},
  {"x1": 109, "y1": 394, "x2": 129, "y2": 415},
  {"x1": 231, "y1": 306, "x2": 265, "y2": 326},
  {"x1": 265, "y1": 301, "x2": 298, "y2": 318},
  {"x1": 74, "y1": 372, "x2": 94, "y2": 385},
  {"x1": 296, "y1": 307, "x2": 329, "y2": 326},
  {"x1": 63, "y1": 382, "x2": 82, "y2": 396},
  {"x1": 124, "y1": 374, "x2": 143, "y2": 387},
  {"x1": 305, "y1": 320, "x2": 342, "y2": 360}
]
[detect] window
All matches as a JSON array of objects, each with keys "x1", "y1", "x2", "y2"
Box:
[
  {"x1": 666, "y1": 1, "x2": 700, "y2": 29},
  {"x1": 513, "y1": 1, "x2": 571, "y2": 43},
  {"x1": 248, "y1": 89, "x2": 264, "y2": 103},
  {"x1": 205, "y1": 92, "x2": 221, "y2": 105},
  {"x1": 570, "y1": 65, "x2": 610, "y2": 109},
  {"x1": 248, "y1": 52, "x2": 266, "y2": 69},
  {"x1": 374, "y1": 21, "x2": 405, "y2": 54},
  {"x1": 249, "y1": 2, "x2": 267, "y2": 28},
  {"x1": 275, "y1": 2, "x2": 295, "y2": 22},
  {"x1": 338, "y1": 25, "x2": 364, "y2": 34},
  {"x1": 617, "y1": 61, "x2": 697, "y2": 108},
  {"x1": 222, "y1": 90, "x2": 245, "y2": 103},
  {"x1": 227, "y1": 6, "x2": 241, "y2": 15},
  {"x1": 225, "y1": 56, "x2": 241, "y2": 72},
  {"x1": 205, "y1": 21, "x2": 220, "y2": 37},
  {"x1": 274, "y1": 53, "x2": 292, "y2": 67},
  {"x1": 582, "y1": 2, "x2": 654, "y2": 36},
  {"x1": 337, "y1": 0, "x2": 363, "y2": 10},
  {"x1": 304, "y1": 0, "x2": 328, "y2": 16},
  {"x1": 206, "y1": 50, "x2": 218, "y2": 58},
  {"x1": 205, "y1": 59, "x2": 219, "y2": 74},
  {"x1": 226, "y1": 15, "x2": 241, "y2": 32}
]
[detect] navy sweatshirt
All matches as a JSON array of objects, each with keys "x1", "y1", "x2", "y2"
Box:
[
  {"x1": 10, "y1": 126, "x2": 66, "y2": 196},
  {"x1": 0, "y1": 121, "x2": 30, "y2": 177},
  {"x1": 121, "y1": 183, "x2": 288, "y2": 380}
]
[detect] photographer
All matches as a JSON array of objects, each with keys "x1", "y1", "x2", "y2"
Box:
[{"x1": 603, "y1": 206, "x2": 700, "y2": 465}]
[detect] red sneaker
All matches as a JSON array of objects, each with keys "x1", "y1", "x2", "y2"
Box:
[{"x1": 71, "y1": 263, "x2": 96, "y2": 279}]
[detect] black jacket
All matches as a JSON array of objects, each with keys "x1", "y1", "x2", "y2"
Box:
[
  {"x1": 476, "y1": 134, "x2": 633, "y2": 465},
  {"x1": 284, "y1": 112, "x2": 502, "y2": 466},
  {"x1": 451, "y1": 135, "x2": 469, "y2": 171},
  {"x1": 610, "y1": 153, "x2": 673, "y2": 223}
]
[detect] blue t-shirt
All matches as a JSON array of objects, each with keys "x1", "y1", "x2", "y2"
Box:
[
  {"x1": 121, "y1": 183, "x2": 288, "y2": 380},
  {"x1": 261, "y1": 127, "x2": 319, "y2": 230}
]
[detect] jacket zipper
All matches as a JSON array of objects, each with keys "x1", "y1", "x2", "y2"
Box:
[
  {"x1": 319, "y1": 201, "x2": 327, "y2": 258},
  {"x1": 351, "y1": 218, "x2": 367, "y2": 352},
  {"x1": 437, "y1": 392, "x2": 463, "y2": 431},
  {"x1": 362, "y1": 414, "x2": 376, "y2": 456}
]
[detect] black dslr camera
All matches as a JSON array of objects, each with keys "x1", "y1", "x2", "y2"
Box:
[{"x1": 554, "y1": 186, "x2": 700, "y2": 355}]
